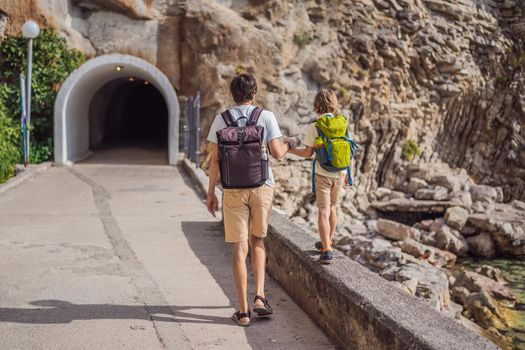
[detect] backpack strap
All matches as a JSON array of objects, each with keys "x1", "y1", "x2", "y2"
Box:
[
  {"x1": 315, "y1": 126, "x2": 325, "y2": 139},
  {"x1": 346, "y1": 167, "x2": 353, "y2": 186},
  {"x1": 248, "y1": 107, "x2": 263, "y2": 126},
  {"x1": 221, "y1": 110, "x2": 237, "y2": 127},
  {"x1": 312, "y1": 158, "x2": 317, "y2": 193}
]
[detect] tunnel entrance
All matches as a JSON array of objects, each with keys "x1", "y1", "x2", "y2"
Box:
[
  {"x1": 54, "y1": 54, "x2": 180, "y2": 166},
  {"x1": 89, "y1": 78, "x2": 168, "y2": 149}
]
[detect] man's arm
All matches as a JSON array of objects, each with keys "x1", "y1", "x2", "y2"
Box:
[
  {"x1": 288, "y1": 146, "x2": 314, "y2": 158},
  {"x1": 207, "y1": 143, "x2": 219, "y2": 217},
  {"x1": 268, "y1": 138, "x2": 289, "y2": 161}
]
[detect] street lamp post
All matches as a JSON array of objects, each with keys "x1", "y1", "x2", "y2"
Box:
[{"x1": 21, "y1": 20, "x2": 40, "y2": 163}]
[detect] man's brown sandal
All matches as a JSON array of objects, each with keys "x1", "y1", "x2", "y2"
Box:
[
  {"x1": 232, "y1": 310, "x2": 251, "y2": 327},
  {"x1": 253, "y1": 295, "x2": 273, "y2": 317}
]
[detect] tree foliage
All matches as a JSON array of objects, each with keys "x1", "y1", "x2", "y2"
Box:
[{"x1": 0, "y1": 28, "x2": 85, "y2": 182}]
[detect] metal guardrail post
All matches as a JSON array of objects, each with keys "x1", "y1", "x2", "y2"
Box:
[
  {"x1": 183, "y1": 97, "x2": 190, "y2": 159},
  {"x1": 182, "y1": 93, "x2": 201, "y2": 168},
  {"x1": 194, "y1": 92, "x2": 201, "y2": 166}
]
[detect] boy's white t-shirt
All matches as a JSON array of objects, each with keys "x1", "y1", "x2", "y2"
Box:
[
  {"x1": 303, "y1": 118, "x2": 346, "y2": 179},
  {"x1": 206, "y1": 105, "x2": 282, "y2": 187}
]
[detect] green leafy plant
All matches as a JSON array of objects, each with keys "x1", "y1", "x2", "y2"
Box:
[
  {"x1": 0, "y1": 28, "x2": 85, "y2": 175},
  {"x1": 293, "y1": 30, "x2": 314, "y2": 48},
  {"x1": 235, "y1": 65, "x2": 246, "y2": 75},
  {"x1": 0, "y1": 102, "x2": 20, "y2": 183},
  {"x1": 401, "y1": 140, "x2": 421, "y2": 162}
]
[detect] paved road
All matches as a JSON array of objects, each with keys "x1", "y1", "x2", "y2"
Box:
[{"x1": 0, "y1": 149, "x2": 334, "y2": 350}]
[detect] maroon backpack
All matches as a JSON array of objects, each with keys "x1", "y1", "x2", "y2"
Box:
[{"x1": 216, "y1": 107, "x2": 269, "y2": 189}]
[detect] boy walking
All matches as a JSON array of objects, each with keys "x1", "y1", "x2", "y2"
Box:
[
  {"x1": 206, "y1": 74, "x2": 290, "y2": 326},
  {"x1": 289, "y1": 89, "x2": 356, "y2": 264}
]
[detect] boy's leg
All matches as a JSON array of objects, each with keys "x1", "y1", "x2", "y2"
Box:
[
  {"x1": 329, "y1": 205, "x2": 337, "y2": 240},
  {"x1": 249, "y1": 235, "x2": 266, "y2": 303},
  {"x1": 328, "y1": 176, "x2": 343, "y2": 242},
  {"x1": 232, "y1": 240, "x2": 250, "y2": 320},
  {"x1": 318, "y1": 206, "x2": 332, "y2": 250},
  {"x1": 316, "y1": 175, "x2": 334, "y2": 251}
]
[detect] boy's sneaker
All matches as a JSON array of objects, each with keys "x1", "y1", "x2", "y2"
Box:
[
  {"x1": 315, "y1": 240, "x2": 336, "y2": 251},
  {"x1": 319, "y1": 250, "x2": 333, "y2": 264}
]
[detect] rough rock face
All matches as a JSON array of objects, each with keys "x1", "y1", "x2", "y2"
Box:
[
  {"x1": 1, "y1": 0, "x2": 524, "y2": 201},
  {"x1": 0, "y1": 0, "x2": 182, "y2": 86}
]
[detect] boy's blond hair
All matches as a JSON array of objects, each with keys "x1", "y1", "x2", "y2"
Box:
[{"x1": 313, "y1": 89, "x2": 339, "y2": 115}]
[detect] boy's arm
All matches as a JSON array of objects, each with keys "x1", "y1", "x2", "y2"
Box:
[{"x1": 288, "y1": 146, "x2": 314, "y2": 158}]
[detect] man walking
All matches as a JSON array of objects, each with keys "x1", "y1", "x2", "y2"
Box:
[{"x1": 206, "y1": 73, "x2": 290, "y2": 326}]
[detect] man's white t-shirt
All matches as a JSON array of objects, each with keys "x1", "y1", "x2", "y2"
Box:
[
  {"x1": 207, "y1": 105, "x2": 282, "y2": 187},
  {"x1": 303, "y1": 118, "x2": 345, "y2": 179}
]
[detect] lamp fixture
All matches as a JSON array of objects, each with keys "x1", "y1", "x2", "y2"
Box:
[
  {"x1": 115, "y1": 65, "x2": 123, "y2": 72},
  {"x1": 22, "y1": 20, "x2": 40, "y2": 39}
]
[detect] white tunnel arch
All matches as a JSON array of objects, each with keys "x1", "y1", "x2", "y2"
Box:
[{"x1": 54, "y1": 54, "x2": 179, "y2": 165}]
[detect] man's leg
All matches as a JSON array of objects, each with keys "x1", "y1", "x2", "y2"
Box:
[
  {"x1": 318, "y1": 206, "x2": 332, "y2": 250},
  {"x1": 232, "y1": 240, "x2": 250, "y2": 321},
  {"x1": 248, "y1": 184, "x2": 274, "y2": 310},
  {"x1": 249, "y1": 235, "x2": 266, "y2": 305}
]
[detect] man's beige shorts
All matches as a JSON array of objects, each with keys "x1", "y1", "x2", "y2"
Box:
[
  {"x1": 315, "y1": 174, "x2": 344, "y2": 208},
  {"x1": 222, "y1": 184, "x2": 274, "y2": 243}
]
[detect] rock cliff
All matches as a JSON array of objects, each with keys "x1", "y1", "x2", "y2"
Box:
[{"x1": 1, "y1": 0, "x2": 523, "y2": 202}]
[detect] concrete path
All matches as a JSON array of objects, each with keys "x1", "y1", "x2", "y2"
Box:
[{"x1": 0, "y1": 150, "x2": 334, "y2": 350}]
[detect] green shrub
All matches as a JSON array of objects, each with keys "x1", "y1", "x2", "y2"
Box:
[
  {"x1": 0, "y1": 28, "x2": 85, "y2": 165},
  {"x1": 0, "y1": 103, "x2": 20, "y2": 183},
  {"x1": 401, "y1": 140, "x2": 421, "y2": 162},
  {"x1": 293, "y1": 30, "x2": 314, "y2": 48}
]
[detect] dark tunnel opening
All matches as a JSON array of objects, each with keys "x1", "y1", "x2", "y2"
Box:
[{"x1": 89, "y1": 77, "x2": 168, "y2": 150}]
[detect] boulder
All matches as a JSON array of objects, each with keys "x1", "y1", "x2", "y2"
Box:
[
  {"x1": 451, "y1": 286, "x2": 470, "y2": 305},
  {"x1": 449, "y1": 191, "x2": 473, "y2": 209},
  {"x1": 491, "y1": 222, "x2": 525, "y2": 257},
  {"x1": 371, "y1": 198, "x2": 466, "y2": 214},
  {"x1": 395, "y1": 262, "x2": 450, "y2": 310},
  {"x1": 337, "y1": 235, "x2": 403, "y2": 271},
  {"x1": 377, "y1": 219, "x2": 421, "y2": 241},
  {"x1": 408, "y1": 177, "x2": 428, "y2": 193},
  {"x1": 475, "y1": 265, "x2": 506, "y2": 284},
  {"x1": 511, "y1": 200, "x2": 525, "y2": 211},
  {"x1": 414, "y1": 186, "x2": 449, "y2": 201},
  {"x1": 460, "y1": 225, "x2": 479, "y2": 236},
  {"x1": 429, "y1": 174, "x2": 462, "y2": 193},
  {"x1": 398, "y1": 238, "x2": 456, "y2": 266},
  {"x1": 470, "y1": 185, "x2": 499, "y2": 203},
  {"x1": 445, "y1": 206, "x2": 469, "y2": 231},
  {"x1": 467, "y1": 232, "x2": 496, "y2": 258},
  {"x1": 467, "y1": 214, "x2": 498, "y2": 232},
  {"x1": 375, "y1": 187, "x2": 392, "y2": 201},
  {"x1": 453, "y1": 271, "x2": 516, "y2": 301},
  {"x1": 434, "y1": 225, "x2": 468, "y2": 255},
  {"x1": 464, "y1": 291, "x2": 505, "y2": 329}
]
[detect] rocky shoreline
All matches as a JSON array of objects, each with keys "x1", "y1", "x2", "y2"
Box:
[{"x1": 275, "y1": 159, "x2": 524, "y2": 348}]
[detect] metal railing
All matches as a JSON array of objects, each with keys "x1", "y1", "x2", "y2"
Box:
[{"x1": 183, "y1": 92, "x2": 201, "y2": 166}]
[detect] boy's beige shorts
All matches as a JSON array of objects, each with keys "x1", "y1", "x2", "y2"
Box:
[
  {"x1": 315, "y1": 174, "x2": 344, "y2": 208},
  {"x1": 222, "y1": 184, "x2": 274, "y2": 243}
]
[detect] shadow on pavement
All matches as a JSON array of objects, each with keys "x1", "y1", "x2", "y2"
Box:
[{"x1": 0, "y1": 299, "x2": 234, "y2": 325}]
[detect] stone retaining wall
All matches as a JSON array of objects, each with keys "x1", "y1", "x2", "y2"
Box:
[{"x1": 181, "y1": 158, "x2": 497, "y2": 350}]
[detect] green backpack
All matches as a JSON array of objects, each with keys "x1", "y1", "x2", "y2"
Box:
[{"x1": 312, "y1": 113, "x2": 358, "y2": 192}]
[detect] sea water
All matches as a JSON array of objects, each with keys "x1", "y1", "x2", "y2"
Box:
[{"x1": 458, "y1": 258, "x2": 525, "y2": 349}]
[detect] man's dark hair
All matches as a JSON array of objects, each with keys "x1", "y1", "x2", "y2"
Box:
[
  {"x1": 230, "y1": 73, "x2": 257, "y2": 104},
  {"x1": 424, "y1": 249, "x2": 432, "y2": 255}
]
